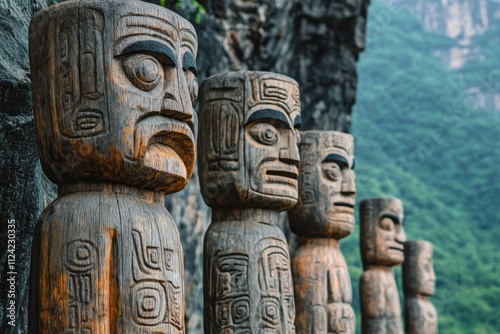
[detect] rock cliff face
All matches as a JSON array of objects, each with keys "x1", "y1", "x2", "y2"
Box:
[
  {"x1": 0, "y1": 1, "x2": 50, "y2": 333},
  {"x1": 0, "y1": 0, "x2": 368, "y2": 333},
  {"x1": 381, "y1": 0, "x2": 500, "y2": 109},
  {"x1": 409, "y1": 0, "x2": 500, "y2": 69},
  {"x1": 382, "y1": 0, "x2": 499, "y2": 68},
  {"x1": 412, "y1": 0, "x2": 498, "y2": 39}
]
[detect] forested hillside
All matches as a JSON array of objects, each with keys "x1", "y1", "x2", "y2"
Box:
[{"x1": 345, "y1": 1, "x2": 500, "y2": 333}]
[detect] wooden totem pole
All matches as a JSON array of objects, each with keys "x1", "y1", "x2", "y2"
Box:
[
  {"x1": 288, "y1": 131, "x2": 356, "y2": 334},
  {"x1": 28, "y1": 0, "x2": 198, "y2": 332},
  {"x1": 403, "y1": 241, "x2": 438, "y2": 334},
  {"x1": 359, "y1": 198, "x2": 406, "y2": 334},
  {"x1": 199, "y1": 71, "x2": 302, "y2": 333}
]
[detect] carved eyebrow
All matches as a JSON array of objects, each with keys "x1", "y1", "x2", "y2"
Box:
[
  {"x1": 294, "y1": 115, "x2": 302, "y2": 129},
  {"x1": 246, "y1": 109, "x2": 292, "y2": 129},
  {"x1": 121, "y1": 41, "x2": 176, "y2": 66},
  {"x1": 183, "y1": 52, "x2": 197, "y2": 77},
  {"x1": 323, "y1": 153, "x2": 349, "y2": 167},
  {"x1": 380, "y1": 213, "x2": 401, "y2": 225}
]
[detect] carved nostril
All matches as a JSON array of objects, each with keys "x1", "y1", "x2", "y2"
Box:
[
  {"x1": 279, "y1": 149, "x2": 299, "y2": 167},
  {"x1": 163, "y1": 92, "x2": 177, "y2": 101}
]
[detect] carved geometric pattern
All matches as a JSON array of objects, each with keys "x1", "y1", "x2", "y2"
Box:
[
  {"x1": 207, "y1": 103, "x2": 241, "y2": 171},
  {"x1": 302, "y1": 170, "x2": 317, "y2": 204},
  {"x1": 312, "y1": 305, "x2": 327, "y2": 334},
  {"x1": 166, "y1": 281, "x2": 183, "y2": 330},
  {"x1": 258, "y1": 241, "x2": 295, "y2": 333},
  {"x1": 56, "y1": 7, "x2": 107, "y2": 138},
  {"x1": 214, "y1": 254, "x2": 250, "y2": 331},
  {"x1": 65, "y1": 240, "x2": 98, "y2": 273},
  {"x1": 65, "y1": 240, "x2": 98, "y2": 334},
  {"x1": 261, "y1": 297, "x2": 281, "y2": 331},
  {"x1": 131, "y1": 281, "x2": 167, "y2": 326},
  {"x1": 130, "y1": 229, "x2": 182, "y2": 329},
  {"x1": 259, "y1": 246, "x2": 292, "y2": 295}
]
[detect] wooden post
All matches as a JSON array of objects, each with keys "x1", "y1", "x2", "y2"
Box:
[
  {"x1": 403, "y1": 241, "x2": 438, "y2": 334},
  {"x1": 288, "y1": 131, "x2": 356, "y2": 334},
  {"x1": 28, "y1": 0, "x2": 198, "y2": 332},
  {"x1": 198, "y1": 71, "x2": 302, "y2": 333},
  {"x1": 359, "y1": 198, "x2": 406, "y2": 334}
]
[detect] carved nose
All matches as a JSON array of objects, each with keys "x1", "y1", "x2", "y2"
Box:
[
  {"x1": 161, "y1": 67, "x2": 193, "y2": 122},
  {"x1": 279, "y1": 133, "x2": 300, "y2": 166},
  {"x1": 396, "y1": 227, "x2": 406, "y2": 244},
  {"x1": 341, "y1": 170, "x2": 356, "y2": 195},
  {"x1": 429, "y1": 269, "x2": 436, "y2": 282}
]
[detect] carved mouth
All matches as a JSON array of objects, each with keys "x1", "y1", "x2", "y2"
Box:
[
  {"x1": 132, "y1": 116, "x2": 196, "y2": 178},
  {"x1": 334, "y1": 201, "x2": 355, "y2": 213},
  {"x1": 389, "y1": 246, "x2": 404, "y2": 253},
  {"x1": 336, "y1": 202, "x2": 354, "y2": 208},
  {"x1": 266, "y1": 170, "x2": 298, "y2": 180}
]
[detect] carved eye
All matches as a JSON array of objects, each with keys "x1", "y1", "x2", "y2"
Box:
[
  {"x1": 185, "y1": 70, "x2": 198, "y2": 101},
  {"x1": 248, "y1": 123, "x2": 278, "y2": 145},
  {"x1": 123, "y1": 54, "x2": 162, "y2": 91},
  {"x1": 322, "y1": 163, "x2": 341, "y2": 181},
  {"x1": 379, "y1": 217, "x2": 394, "y2": 231}
]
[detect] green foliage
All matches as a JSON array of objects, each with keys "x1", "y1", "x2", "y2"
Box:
[
  {"x1": 456, "y1": 24, "x2": 500, "y2": 94},
  {"x1": 173, "y1": 0, "x2": 206, "y2": 23},
  {"x1": 344, "y1": 1, "x2": 500, "y2": 333}
]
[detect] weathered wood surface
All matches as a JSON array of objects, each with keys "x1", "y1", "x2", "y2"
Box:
[
  {"x1": 173, "y1": 3, "x2": 370, "y2": 329},
  {"x1": 199, "y1": 71, "x2": 301, "y2": 333},
  {"x1": 0, "y1": 0, "x2": 369, "y2": 332},
  {"x1": 359, "y1": 198, "x2": 406, "y2": 334},
  {"x1": 403, "y1": 241, "x2": 438, "y2": 334},
  {"x1": 288, "y1": 131, "x2": 356, "y2": 334},
  {"x1": 28, "y1": 0, "x2": 198, "y2": 332}
]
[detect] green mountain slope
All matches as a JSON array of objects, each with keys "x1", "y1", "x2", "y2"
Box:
[{"x1": 344, "y1": 1, "x2": 500, "y2": 333}]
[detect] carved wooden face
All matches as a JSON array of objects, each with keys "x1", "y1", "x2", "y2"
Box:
[
  {"x1": 360, "y1": 198, "x2": 406, "y2": 266},
  {"x1": 198, "y1": 71, "x2": 301, "y2": 210},
  {"x1": 403, "y1": 241, "x2": 436, "y2": 296},
  {"x1": 289, "y1": 131, "x2": 355, "y2": 239},
  {"x1": 30, "y1": 0, "x2": 198, "y2": 193}
]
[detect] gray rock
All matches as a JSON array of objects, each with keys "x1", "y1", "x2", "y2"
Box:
[{"x1": 0, "y1": 1, "x2": 49, "y2": 333}]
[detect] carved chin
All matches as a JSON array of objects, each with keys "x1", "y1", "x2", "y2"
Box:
[
  {"x1": 386, "y1": 249, "x2": 405, "y2": 265},
  {"x1": 421, "y1": 282, "x2": 435, "y2": 296},
  {"x1": 325, "y1": 206, "x2": 355, "y2": 234},
  {"x1": 326, "y1": 211, "x2": 355, "y2": 225}
]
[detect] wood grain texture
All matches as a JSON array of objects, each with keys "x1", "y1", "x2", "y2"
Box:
[
  {"x1": 199, "y1": 71, "x2": 301, "y2": 333},
  {"x1": 403, "y1": 241, "x2": 438, "y2": 334},
  {"x1": 359, "y1": 198, "x2": 406, "y2": 334},
  {"x1": 28, "y1": 0, "x2": 198, "y2": 332},
  {"x1": 0, "y1": 1, "x2": 370, "y2": 333},
  {"x1": 162, "y1": 1, "x2": 370, "y2": 331},
  {"x1": 288, "y1": 131, "x2": 356, "y2": 334}
]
